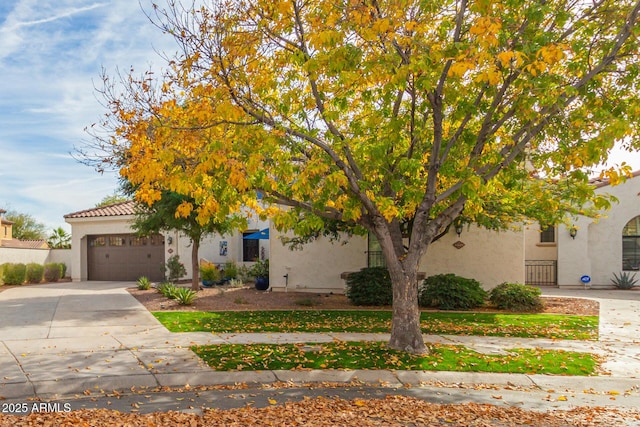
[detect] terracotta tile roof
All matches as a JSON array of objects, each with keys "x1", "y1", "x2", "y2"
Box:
[
  {"x1": 64, "y1": 201, "x2": 137, "y2": 219},
  {"x1": 1, "y1": 239, "x2": 49, "y2": 249}
]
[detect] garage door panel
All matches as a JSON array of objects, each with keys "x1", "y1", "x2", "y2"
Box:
[{"x1": 88, "y1": 234, "x2": 165, "y2": 281}]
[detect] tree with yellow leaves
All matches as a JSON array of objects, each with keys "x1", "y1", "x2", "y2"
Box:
[{"x1": 85, "y1": 0, "x2": 640, "y2": 354}]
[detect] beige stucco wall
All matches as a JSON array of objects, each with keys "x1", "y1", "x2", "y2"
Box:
[
  {"x1": 557, "y1": 174, "x2": 640, "y2": 288},
  {"x1": 524, "y1": 224, "x2": 558, "y2": 261},
  {"x1": 269, "y1": 225, "x2": 524, "y2": 293},
  {"x1": 0, "y1": 248, "x2": 72, "y2": 277},
  {"x1": 418, "y1": 225, "x2": 524, "y2": 289},
  {"x1": 269, "y1": 231, "x2": 368, "y2": 293}
]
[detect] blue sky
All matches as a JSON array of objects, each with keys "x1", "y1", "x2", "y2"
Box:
[
  {"x1": 1, "y1": 1, "x2": 638, "y2": 235},
  {"x1": 0, "y1": 1, "x2": 176, "y2": 232}
]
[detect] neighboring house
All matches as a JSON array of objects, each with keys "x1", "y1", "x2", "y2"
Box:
[
  {"x1": 64, "y1": 201, "x2": 270, "y2": 282},
  {"x1": 524, "y1": 171, "x2": 640, "y2": 288},
  {"x1": 0, "y1": 209, "x2": 49, "y2": 249}
]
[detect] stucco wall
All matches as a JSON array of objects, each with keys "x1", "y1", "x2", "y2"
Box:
[
  {"x1": 558, "y1": 174, "x2": 640, "y2": 288},
  {"x1": 269, "y1": 232, "x2": 368, "y2": 293},
  {"x1": 269, "y1": 225, "x2": 524, "y2": 293},
  {"x1": 418, "y1": 225, "x2": 524, "y2": 289},
  {"x1": 524, "y1": 224, "x2": 558, "y2": 261},
  {"x1": 0, "y1": 248, "x2": 72, "y2": 277}
]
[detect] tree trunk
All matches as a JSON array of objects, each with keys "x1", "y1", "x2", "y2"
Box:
[
  {"x1": 387, "y1": 263, "x2": 428, "y2": 354},
  {"x1": 191, "y1": 239, "x2": 200, "y2": 291}
]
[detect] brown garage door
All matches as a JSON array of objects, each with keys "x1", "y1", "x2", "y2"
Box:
[{"x1": 88, "y1": 234, "x2": 165, "y2": 281}]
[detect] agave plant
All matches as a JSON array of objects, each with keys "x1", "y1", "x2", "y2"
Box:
[
  {"x1": 174, "y1": 287, "x2": 197, "y2": 305},
  {"x1": 611, "y1": 271, "x2": 638, "y2": 290},
  {"x1": 136, "y1": 276, "x2": 151, "y2": 290}
]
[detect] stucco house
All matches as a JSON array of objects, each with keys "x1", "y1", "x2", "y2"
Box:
[
  {"x1": 64, "y1": 171, "x2": 640, "y2": 290},
  {"x1": 64, "y1": 200, "x2": 523, "y2": 288}
]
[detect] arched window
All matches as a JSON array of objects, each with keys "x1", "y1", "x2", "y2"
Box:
[{"x1": 623, "y1": 216, "x2": 640, "y2": 271}]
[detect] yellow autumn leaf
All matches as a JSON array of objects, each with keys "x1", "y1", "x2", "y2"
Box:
[{"x1": 268, "y1": 398, "x2": 277, "y2": 405}]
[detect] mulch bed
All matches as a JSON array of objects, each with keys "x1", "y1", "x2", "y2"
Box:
[{"x1": 129, "y1": 285, "x2": 600, "y2": 316}]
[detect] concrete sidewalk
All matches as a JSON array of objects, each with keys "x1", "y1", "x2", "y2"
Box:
[{"x1": 1, "y1": 282, "x2": 640, "y2": 412}]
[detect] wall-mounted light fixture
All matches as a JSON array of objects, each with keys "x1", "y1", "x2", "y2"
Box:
[
  {"x1": 569, "y1": 226, "x2": 578, "y2": 239},
  {"x1": 167, "y1": 236, "x2": 173, "y2": 245},
  {"x1": 454, "y1": 223, "x2": 464, "y2": 238}
]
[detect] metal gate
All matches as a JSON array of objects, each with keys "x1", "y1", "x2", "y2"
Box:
[{"x1": 525, "y1": 260, "x2": 557, "y2": 287}]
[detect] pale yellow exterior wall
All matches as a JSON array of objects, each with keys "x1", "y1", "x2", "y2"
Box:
[{"x1": 1, "y1": 221, "x2": 12, "y2": 241}]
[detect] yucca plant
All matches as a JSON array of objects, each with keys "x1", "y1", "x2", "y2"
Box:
[
  {"x1": 611, "y1": 271, "x2": 638, "y2": 290},
  {"x1": 174, "y1": 287, "x2": 197, "y2": 305},
  {"x1": 136, "y1": 276, "x2": 151, "y2": 290}
]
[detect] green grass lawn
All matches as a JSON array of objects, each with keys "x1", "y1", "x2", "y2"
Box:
[
  {"x1": 192, "y1": 341, "x2": 598, "y2": 375},
  {"x1": 153, "y1": 310, "x2": 598, "y2": 340}
]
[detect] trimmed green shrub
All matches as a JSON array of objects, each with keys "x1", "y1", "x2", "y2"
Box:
[
  {"x1": 26, "y1": 263, "x2": 44, "y2": 284},
  {"x1": 137, "y1": 276, "x2": 152, "y2": 290},
  {"x1": 58, "y1": 263, "x2": 68, "y2": 278},
  {"x1": 419, "y1": 274, "x2": 487, "y2": 310},
  {"x1": 0, "y1": 264, "x2": 5, "y2": 285},
  {"x1": 165, "y1": 255, "x2": 186, "y2": 282},
  {"x1": 44, "y1": 263, "x2": 61, "y2": 282},
  {"x1": 489, "y1": 282, "x2": 543, "y2": 312},
  {"x1": 3, "y1": 263, "x2": 27, "y2": 285},
  {"x1": 346, "y1": 267, "x2": 393, "y2": 306},
  {"x1": 174, "y1": 287, "x2": 197, "y2": 305}
]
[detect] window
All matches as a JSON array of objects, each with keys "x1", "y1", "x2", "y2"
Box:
[
  {"x1": 149, "y1": 235, "x2": 164, "y2": 246},
  {"x1": 89, "y1": 236, "x2": 106, "y2": 247},
  {"x1": 109, "y1": 236, "x2": 126, "y2": 247},
  {"x1": 623, "y1": 216, "x2": 640, "y2": 271},
  {"x1": 367, "y1": 234, "x2": 385, "y2": 267},
  {"x1": 539, "y1": 226, "x2": 555, "y2": 243},
  {"x1": 243, "y1": 232, "x2": 259, "y2": 262},
  {"x1": 130, "y1": 236, "x2": 148, "y2": 246}
]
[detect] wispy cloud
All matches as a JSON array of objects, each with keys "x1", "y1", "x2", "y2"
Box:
[{"x1": 1, "y1": 2, "x2": 107, "y2": 32}]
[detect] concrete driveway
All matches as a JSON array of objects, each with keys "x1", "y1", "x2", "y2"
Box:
[{"x1": 0, "y1": 281, "x2": 213, "y2": 399}]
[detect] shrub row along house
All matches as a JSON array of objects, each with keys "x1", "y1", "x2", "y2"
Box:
[{"x1": 64, "y1": 172, "x2": 640, "y2": 291}]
